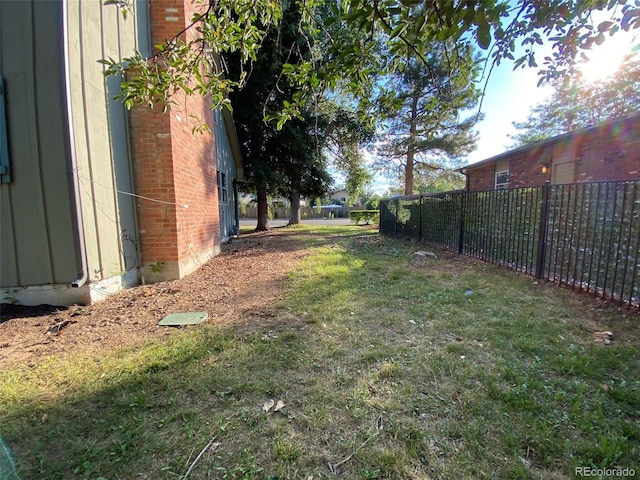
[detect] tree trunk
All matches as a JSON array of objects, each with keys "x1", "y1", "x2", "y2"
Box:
[
  {"x1": 256, "y1": 188, "x2": 269, "y2": 231},
  {"x1": 405, "y1": 148, "x2": 415, "y2": 196},
  {"x1": 405, "y1": 92, "x2": 419, "y2": 196},
  {"x1": 289, "y1": 193, "x2": 301, "y2": 225}
]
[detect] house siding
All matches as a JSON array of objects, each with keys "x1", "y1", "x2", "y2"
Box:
[
  {"x1": 66, "y1": 0, "x2": 144, "y2": 302},
  {"x1": 465, "y1": 114, "x2": 640, "y2": 192},
  {"x1": 215, "y1": 108, "x2": 238, "y2": 242},
  {"x1": 0, "y1": 1, "x2": 82, "y2": 297},
  {"x1": 467, "y1": 164, "x2": 494, "y2": 191},
  {"x1": 0, "y1": 0, "x2": 147, "y2": 305}
]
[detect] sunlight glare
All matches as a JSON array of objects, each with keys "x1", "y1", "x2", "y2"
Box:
[{"x1": 577, "y1": 32, "x2": 638, "y2": 83}]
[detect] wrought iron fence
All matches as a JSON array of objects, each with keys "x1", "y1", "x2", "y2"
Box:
[{"x1": 379, "y1": 180, "x2": 640, "y2": 309}]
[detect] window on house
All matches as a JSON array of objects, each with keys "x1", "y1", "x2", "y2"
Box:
[
  {"x1": 217, "y1": 171, "x2": 228, "y2": 203},
  {"x1": 495, "y1": 170, "x2": 509, "y2": 189},
  {"x1": 0, "y1": 76, "x2": 10, "y2": 184}
]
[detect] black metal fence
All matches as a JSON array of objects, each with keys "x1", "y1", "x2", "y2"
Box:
[{"x1": 380, "y1": 180, "x2": 640, "y2": 309}]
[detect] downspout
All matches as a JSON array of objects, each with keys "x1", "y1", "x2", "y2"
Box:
[
  {"x1": 62, "y1": 2, "x2": 89, "y2": 288},
  {"x1": 232, "y1": 179, "x2": 240, "y2": 235},
  {"x1": 460, "y1": 167, "x2": 470, "y2": 191}
]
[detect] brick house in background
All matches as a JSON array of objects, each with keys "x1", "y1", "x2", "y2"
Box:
[
  {"x1": 460, "y1": 112, "x2": 640, "y2": 192},
  {"x1": 0, "y1": 0, "x2": 242, "y2": 306}
]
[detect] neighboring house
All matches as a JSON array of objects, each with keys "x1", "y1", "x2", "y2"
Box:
[
  {"x1": 0, "y1": 0, "x2": 243, "y2": 306},
  {"x1": 460, "y1": 112, "x2": 640, "y2": 192},
  {"x1": 330, "y1": 189, "x2": 349, "y2": 205}
]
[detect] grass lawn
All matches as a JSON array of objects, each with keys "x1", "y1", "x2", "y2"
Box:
[{"x1": 1, "y1": 225, "x2": 638, "y2": 479}]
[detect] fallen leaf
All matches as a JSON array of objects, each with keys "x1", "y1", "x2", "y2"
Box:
[
  {"x1": 594, "y1": 331, "x2": 614, "y2": 344},
  {"x1": 263, "y1": 399, "x2": 275, "y2": 413},
  {"x1": 274, "y1": 400, "x2": 285, "y2": 412}
]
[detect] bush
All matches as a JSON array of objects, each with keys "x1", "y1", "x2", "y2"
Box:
[{"x1": 350, "y1": 210, "x2": 380, "y2": 225}]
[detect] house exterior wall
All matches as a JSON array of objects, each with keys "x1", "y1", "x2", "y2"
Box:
[
  {"x1": 1, "y1": 0, "x2": 146, "y2": 306},
  {"x1": 130, "y1": 0, "x2": 222, "y2": 283},
  {"x1": 66, "y1": 0, "x2": 145, "y2": 302},
  {"x1": 0, "y1": 1, "x2": 83, "y2": 304},
  {"x1": 215, "y1": 108, "x2": 238, "y2": 242},
  {"x1": 465, "y1": 114, "x2": 640, "y2": 192},
  {"x1": 331, "y1": 189, "x2": 349, "y2": 204},
  {"x1": 1, "y1": 0, "x2": 242, "y2": 304},
  {"x1": 466, "y1": 164, "x2": 494, "y2": 191}
]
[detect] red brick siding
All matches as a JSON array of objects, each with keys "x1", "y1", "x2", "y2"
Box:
[
  {"x1": 129, "y1": 0, "x2": 220, "y2": 276},
  {"x1": 466, "y1": 115, "x2": 640, "y2": 192},
  {"x1": 129, "y1": 100, "x2": 179, "y2": 262},
  {"x1": 574, "y1": 121, "x2": 640, "y2": 182},
  {"x1": 169, "y1": 90, "x2": 219, "y2": 263},
  {"x1": 467, "y1": 164, "x2": 495, "y2": 191},
  {"x1": 508, "y1": 144, "x2": 552, "y2": 188}
]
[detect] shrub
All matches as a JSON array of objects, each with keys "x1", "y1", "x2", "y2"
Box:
[{"x1": 350, "y1": 210, "x2": 380, "y2": 225}]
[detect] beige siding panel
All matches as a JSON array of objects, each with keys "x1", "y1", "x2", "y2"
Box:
[
  {"x1": 552, "y1": 162, "x2": 576, "y2": 185},
  {"x1": 552, "y1": 141, "x2": 577, "y2": 184},
  {"x1": 1, "y1": 1, "x2": 80, "y2": 287},
  {"x1": 79, "y1": 2, "x2": 111, "y2": 280},
  {"x1": 67, "y1": 0, "x2": 140, "y2": 282},
  {"x1": 66, "y1": 1, "x2": 102, "y2": 282}
]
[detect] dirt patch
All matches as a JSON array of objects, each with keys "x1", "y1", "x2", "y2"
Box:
[{"x1": 0, "y1": 229, "x2": 307, "y2": 369}]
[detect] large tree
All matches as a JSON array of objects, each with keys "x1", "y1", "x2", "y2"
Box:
[
  {"x1": 509, "y1": 52, "x2": 640, "y2": 147},
  {"x1": 374, "y1": 44, "x2": 481, "y2": 195},
  {"x1": 225, "y1": 0, "x2": 328, "y2": 230},
  {"x1": 268, "y1": 115, "x2": 332, "y2": 225}
]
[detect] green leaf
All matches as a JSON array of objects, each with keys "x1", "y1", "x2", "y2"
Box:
[
  {"x1": 476, "y1": 13, "x2": 491, "y2": 49},
  {"x1": 324, "y1": 16, "x2": 337, "y2": 26},
  {"x1": 389, "y1": 24, "x2": 406, "y2": 39}
]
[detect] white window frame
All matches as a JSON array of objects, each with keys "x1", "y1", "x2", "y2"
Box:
[{"x1": 495, "y1": 170, "x2": 509, "y2": 190}]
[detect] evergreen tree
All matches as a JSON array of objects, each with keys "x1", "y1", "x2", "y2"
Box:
[
  {"x1": 375, "y1": 44, "x2": 482, "y2": 195},
  {"x1": 227, "y1": 1, "x2": 328, "y2": 230}
]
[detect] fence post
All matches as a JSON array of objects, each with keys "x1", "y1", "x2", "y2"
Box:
[
  {"x1": 418, "y1": 195, "x2": 423, "y2": 243},
  {"x1": 394, "y1": 198, "x2": 399, "y2": 236},
  {"x1": 457, "y1": 193, "x2": 465, "y2": 254},
  {"x1": 536, "y1": 181, "x2": 551, "y2": 279}
]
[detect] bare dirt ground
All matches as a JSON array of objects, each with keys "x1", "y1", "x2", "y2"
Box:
[
  {"x1": 2, "y1": 227, "x2": 637, "y2": 370},
  {"x1": 0, "y1": 229, "x2": 307, "y2": 370}
]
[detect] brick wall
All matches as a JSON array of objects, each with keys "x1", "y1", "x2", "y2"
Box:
[
  {"x1": 574, "y1": 118, "x2": 640, "y2": 182},
  {"x1": 467, "y1": 163, "x2": 495, "y2": 191},
  {"x1": 129, "y1": 0, "x2": 220, "y2": 282},
  {"x1": 508, "y1": 144, "x2": 552, "y2": 188},
  {"x1": 466, "y1": 114, "x2": 640, "y2": 192}
]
